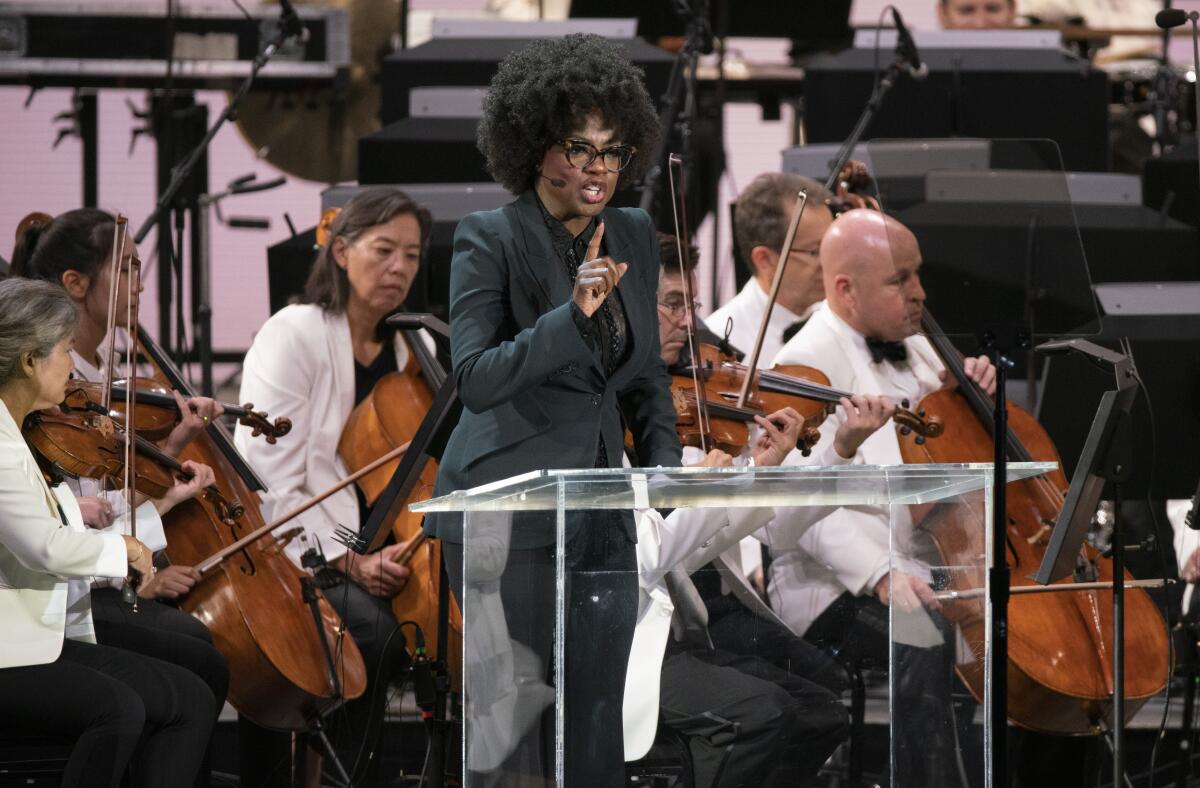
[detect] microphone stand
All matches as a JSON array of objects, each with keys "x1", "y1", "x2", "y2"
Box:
[
  {"x1": 134, "y1": 8, "x2": 302, "y2": 245},
  {"x1": 639, "y1": 0, "x2": 710, "y2": 217},
  {"x1": 1189, "y1": 14, "x2": 1200, "y2": 223},
  {"x1": 134, "y1": 5, "x2": 304, "y2": 370}
]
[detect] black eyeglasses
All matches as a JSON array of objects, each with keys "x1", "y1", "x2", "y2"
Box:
[
  {"x1": 558, "y1": 139, "x2": 638, "y2": 173},
  {"x1": 657, "y1": 298, "x2": 702, "y2": 318}
]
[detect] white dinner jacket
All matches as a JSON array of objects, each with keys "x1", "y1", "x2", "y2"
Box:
[
  {"x1": 624, "y1": 501, "x2": 776, "y2": 760},
  {"x1": 765, "y1": 302, "x2": 945, "y2": 635},
  {"x1": 704, "y1": 278, "x2": 814, "y2": 370},
  {"x1": 235, "y1": 304, "x2": 426, "y2": 565},
  {"x1": 0, "y1": 404, "x2": 127, "y2": 668}
]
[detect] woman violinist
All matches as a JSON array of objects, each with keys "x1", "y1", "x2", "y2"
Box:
[
  {"x1": 426, "y1": 34, "x2": 682, "y2": 786},
  {"x1": 12, "y1": 210, "x2": 230, "y2": 787},
  {"x1": 0, "y1": 277, "x2": 214, "y2": 788},
  {"x1": 235, "y1": 186, "x2": 431, "y2": 786}
]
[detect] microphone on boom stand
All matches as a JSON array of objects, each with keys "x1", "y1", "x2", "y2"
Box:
[
  {"x1": 278, "y1": 0, "x2": 310, "y2": 44},
  {"x1": 891, "y1": 8, "x2": 929, "y2": 80},
  {"x1": 1156, "y1": 6, "x2": 1200, "y2": 226}
]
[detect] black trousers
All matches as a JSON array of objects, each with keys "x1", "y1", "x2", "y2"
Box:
[
  {"x1": 90, "y1": 588, "x2": 229, "y2": 788},
  {"x1": 444, "y1": 513, "x2": 638, "y2": 788},
  {"x1": 805, "y1": 592, "x2": 961, "y2": 788},
  {"x1": 0, "y1": 637, "x2": 214, "y2": 788},
  {"x1": 321, "y1": 566, "x2": 412, "y2": 785},
  {"x1": 704, "y1": 593, "x2": 850, "y2": 696},
  {"x1": 237, "y1": 568, "x2": 410, "y2": 788},
  {"x1": 659, "y1": 646, "x2": 849, "y2": 788}
]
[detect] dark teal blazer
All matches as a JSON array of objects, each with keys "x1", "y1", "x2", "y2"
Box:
[{"x1": 426, "y1": 191, "x2": 682, "y2": 547}]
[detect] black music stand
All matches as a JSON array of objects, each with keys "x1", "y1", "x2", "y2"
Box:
[
  {"x1": 1034, "y1": 338, "x2": 1138, "y2": 783},
  {"x1": 336, "y1": 312, "x2": 459, "y2": 788}
]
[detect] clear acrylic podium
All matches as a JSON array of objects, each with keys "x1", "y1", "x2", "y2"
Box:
[{"x1": 413, "y1": 462, "x2": 1055, "y2": 787}]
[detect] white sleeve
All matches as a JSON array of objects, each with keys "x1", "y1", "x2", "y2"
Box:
[
  {"x1": 100, "y1": 500, "x2": 167, "y2": 553},
  {"x1": 1171, "y1": 500, "x2": 1197, "y2": 575},
  {"x1": 235, "y1": 318, "x2": 346, "y2": 562},
  {"x1": 0, "y1": 457, "x2": 127, "y2": 579}
]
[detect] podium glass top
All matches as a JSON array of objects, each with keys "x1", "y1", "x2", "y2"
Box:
[{"x1": 411, "y1": 462, "x2": 1057, "y2": 513}]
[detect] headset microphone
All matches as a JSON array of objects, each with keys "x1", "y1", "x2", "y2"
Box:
[{"x1": 540, "y1": 172, "x2": 567, "y2": 189}]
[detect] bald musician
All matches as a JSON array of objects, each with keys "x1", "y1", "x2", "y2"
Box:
[{"x1": 766, "y1": 209, "x2": 996, "y2": 786}]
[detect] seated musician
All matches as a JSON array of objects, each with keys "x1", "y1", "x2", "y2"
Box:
[
  {"x1": 768, "y1": 208, "x2": 996, "y2": 785},
  {"x1": 705, "y1": 173, "x2": 834, "y2": 365},
  {"x1": 937, "y1": 0, "x2": 1017, "y2": 29},
  {"x1": 12, "y1": 210, "x2": 230, "y2": 786},
  {"x1": 630, "y1": 236, "x2": 870, "y2": 786},
  {"x1": 0, "y1": 277, "x2": 215, "y2": 788},
  {"x1": 235, "y1": 186, "x2": 431, "y2": 786}
]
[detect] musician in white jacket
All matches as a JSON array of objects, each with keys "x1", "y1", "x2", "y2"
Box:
[
  {"x1": 236, "y1": 187, "x2": 434, "y2": 786},
  {"x1": 705, "y1": 173, "x2": 835, "y2": 366},
  {"x1": 624, "y1": 235, "x2": 897, "y2": 786},
  {"x1": 0, "y1": 278, "x2": 214, "y2": 788},
  {"x1": 770, "y1": 209, "x2": 997, "y2": 786}
]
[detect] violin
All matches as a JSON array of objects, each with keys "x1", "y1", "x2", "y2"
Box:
[
  {"x1": 63, "y1": 377, "x2": 291, "y2": 444},
  {"x1": 669, "y1": 342, "x2": 943, "y2": 456},
  {"x1": 23, "y1": 400, "x2": 242, "y2": 521}
]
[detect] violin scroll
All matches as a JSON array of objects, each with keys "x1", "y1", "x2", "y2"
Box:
[
  {"x1": 831, "y1": 160, "x2": 882, "y2": 214},
  {"x1": 236, "y1": 403, "x2": 293, "y2": 445},
  {"x1": 893, "y1": 403, "x2": 944, "y2": 444}
]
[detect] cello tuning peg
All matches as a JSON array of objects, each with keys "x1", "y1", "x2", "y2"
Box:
[
  {"x1": 901, "y1": 399, "x2": 911, "y2": 409},
  {"x1": 899, "y1": 426, "x2": 912, "y2": 436},
  {"x1": 918, "y1": 409, "x2": 926, "y2": 418},
  {"x1": 915, "y1": 435, "x2": 926, "y2": 445}
]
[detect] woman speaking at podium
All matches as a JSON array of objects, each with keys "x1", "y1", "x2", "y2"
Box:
[{"x1": 426, "y1": 34, "x2": 681, "y2": 786}]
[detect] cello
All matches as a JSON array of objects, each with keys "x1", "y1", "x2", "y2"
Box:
[
  {"x1": 899, "y1": 310, "x2": 1169, "y2": 733},
  {"x1": 137, "y1": 328, "x2": 368, "y2": 730},
  {"x1": 321, "y1": 203, "x2": 463, "y2": 683},
  {"x1": 337, "y1": 311, "x2": 464, "y2": 684}
]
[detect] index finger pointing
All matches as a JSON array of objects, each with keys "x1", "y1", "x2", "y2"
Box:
[{"x1": 585, "y1": 221, "x2": 605, "y2": 261}]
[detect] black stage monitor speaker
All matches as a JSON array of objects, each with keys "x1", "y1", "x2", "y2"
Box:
[
  {"x1": 805, "y1": 43, "x2": 1109, "y2": 173},
  {"x1": 570, "y1": 0, "x2": 851, "y2": 50},
  {"x1": 1038, "y1": 289, "x2": 1200, "y2": 500},
  {"x1": 380, "y1": 33, "x2": 673, "y2": 126}
]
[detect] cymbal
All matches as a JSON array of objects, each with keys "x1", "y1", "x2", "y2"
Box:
[{"x1": 234, "y1": 0, "x2": 401, "y2": 184}]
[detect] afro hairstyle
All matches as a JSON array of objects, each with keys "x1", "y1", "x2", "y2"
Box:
[{"x1": 476, "y1": 33, "x2": 661, "y2": 195}]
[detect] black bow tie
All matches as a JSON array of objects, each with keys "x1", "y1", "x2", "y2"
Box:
[
  {"x1": 866, "y1": 337, "x2": 908, "y2": 364},
  {"x1": 781, "y1": 319, "x2": 808, "y2": 345}
]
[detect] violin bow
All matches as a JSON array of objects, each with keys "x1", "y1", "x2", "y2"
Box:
[
  {"x1": 736, "y1": 190, "x2": 808, "y2": 409},
  {"x1": 105, "y1": 215, "x2": 143, "y2": 609},
  {"x1": 667, "y1": 153, "x2": 711, "y2": 455}
]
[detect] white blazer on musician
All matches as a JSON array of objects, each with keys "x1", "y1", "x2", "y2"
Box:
[
  {"x1": 704, "y1": 279, "x2": 815, "y2": 369},
  {"x1": 624, "y1": 498, "x2": 776, "y2": 760},
  {"x1": 765, "y1": 302, "x2": 945, "y2": 636},
  {"x1": 0, "y1": 404, "x2": 127, "y2": 669},
  {"x1": 235, "y1": 304, "x2": 430, "y2": 565}
]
